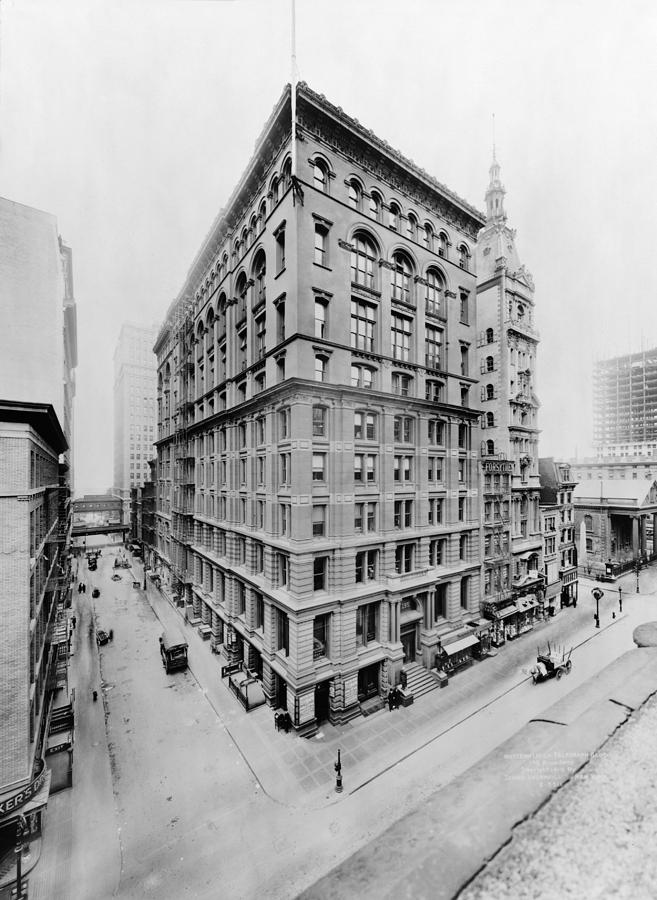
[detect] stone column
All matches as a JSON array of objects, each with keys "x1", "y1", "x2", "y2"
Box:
[
  {"x1": 640, "y1": 516, "x2": 648, "y2": 556},
  {"x1": 632, "y1": 517, "x2": 640, "y2": 559},
  {"x1": 653, "y1": 513, "x2": 657, "y2": 556}
]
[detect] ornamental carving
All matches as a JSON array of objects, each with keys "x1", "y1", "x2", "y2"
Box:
[{"x1": 338, "y1": 239, "x2": 355, "y2": 252}]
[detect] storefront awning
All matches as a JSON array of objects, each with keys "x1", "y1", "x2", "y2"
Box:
[
  {"x1": 497, "y1": 603, "x2": 519, "y2": 619},
  {"x1": 442, "y1": 634, "x2": 479, "y2": 655}
]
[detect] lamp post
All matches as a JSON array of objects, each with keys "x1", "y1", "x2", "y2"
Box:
[
  {"x1": 618, "y1": 584, "x2": 623, "y2": 613},
  {"x1": 591, "y1": 587, "x2": 604, "y2": 628},
  {"x1": 636, "y1": 560, "x2": 641, "y2": 594},
  {"x1": 334, "y1": 748, "x2": 343, "y2": 793}
]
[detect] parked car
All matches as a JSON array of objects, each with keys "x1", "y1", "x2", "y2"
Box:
[
  {"x1": 92, "y1": 588, "x2": 100, "y2": 598},
  {"x1": 96, "y1": 630, "x2": 109, "y2": 646}
]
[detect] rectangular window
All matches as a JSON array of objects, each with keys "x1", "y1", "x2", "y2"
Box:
[
  {"x1": 312, "y1": 505, "x2": 326, "y2": 537},
  {"x1": 393, "y1": 416, "x2": 414, "y2": 443},
  {"x1": 354, "y1": 411, "x2": 376, "y2": 440},
  {"x1": 280, "y1": 504, "x2": 290, "y2": 536},
  {"x1": 394, "y1": 499, "x2": 413, "y2": 529},
  {"x1": 460, "y1": 292, "x2": 469, "y2": 325},
  {"x1": 355, "y1": 549, "x2": 378, "y2": 583},
  {"x1": 429, "y1": 538, "x2": 446, "y2": 566},
  {"x1": 315, "y1": 299, "x2": 327, "y2": 338},
  {"x1": 312, "y1": 405, "x2": 326, "y2": 437},
  {"x1": 460, "y1": 576, "x2": 469, "y2": 609},
  {"x1": 428, "y1": 419, "x2": 445, "y2": 445},
  {"x1": 314, "y1": 225, "x2": 328, "y2": 266},
  {"x1": 276, "y1": 227, "x2": 286, "y2": 272},
  {"x1": 254, "y1": 592, "x2": 264, "y2": 630},
  {"x1": 459, "y1": 534, "x2": 468, "y2": 560},
  {"x1": 428, "y1": 457, "x2": 443, "y2": 482},
  {"x1": 428, "y1": 497, "x2": 443, "y2": 525},
  {"x1": 425, "y1": 325, "x2": 442, "y2": 370},
  {"x1": 394, "y1": 543, "x2": 414, "y2": 574},
  {"x1": 256, "y1": 500, "x2": 265, "y2": 529},
  {"x1": 257, "y1": 456, "x2": 265, "y2": 485},
  {"x1": 351, "y1": 364, "x2": 375, "y2": 390},
  {"x1": 351, "y1": 299, "x2": 376, "y2": 352},
  {"x1": 276, "y1": 606, "x2": 289, "y2": 653},
  {"x1": 312, "y1": 453, "x2": 326, "y2": 481},
  {"x1": 280, "y1": 453, "x2": 290, "y2": 485},
  {"x1": 393, "y1": 456, "x2": 413, "y2": 482},
  {"x1": 313, "y1": 556, "x2": 328, "y2": 591},
  {"x1": 255, "y1": 314, "x2": 266, "y2": 360},
  {"x1": 355, "y1": 453, "x2": 376, "y2": 482},
  {"x1": 458, "y1": 497, "x2": 466, "y2": 521},
  {"x1": 356, "y1": 602, "x2": 378, "y2": 645},
  {"x1": 391, "y1": 314, "x2": 412, "y2": 361},
  {"x1": 279, "y1": 408, "x2": 290, "y2": 439},
  {"x1": 425, "y1": 380, "x2": 444, "y2": 402},
  {"x1": 315, "y1": 355, "x2": 327, "y2": 382},
  {"x1": 313, "y1": 613, "x2": 330, "y2": 659},
  {"x1": 435, "y1": 584, "x2": 447, "y2": 620},
  {"x1": 458, "y1": 458, "x2": 466, "y2": 482}
]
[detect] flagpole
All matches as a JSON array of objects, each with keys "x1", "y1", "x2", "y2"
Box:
[{"x1": 290, "y1": 0, "x2": 298, "y2": 178}]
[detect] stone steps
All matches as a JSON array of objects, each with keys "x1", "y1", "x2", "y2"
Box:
[{"x1": 402, "y1": 662, "x2": 441, "y2": 698}]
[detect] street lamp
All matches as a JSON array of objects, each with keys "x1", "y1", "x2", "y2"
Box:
[
  {"x1": 636, "y1": 560, "x2": 641, "y2": 594},
  {"x1": 334, "y1": 748, "x2": 343, "y2": 793},
  {"x1": 618, "y1": 584, "x2": 623, "y2": 613},
  {"x1": 591, "y1": 587, "x2": 604, "y2": 629}
]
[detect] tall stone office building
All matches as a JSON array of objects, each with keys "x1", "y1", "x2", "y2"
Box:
[
  {"x1": 113, "y1": 322, "x2": 158, "y2": 516},
  {"x1": 0, "y1": 198, "x2": 77, "y2": 861},
  {"x1": 154, "y1": 83, "x2": 486, "y2": 733},
  {"x1": 475, "y1": 155, "x2": 543, "y2": 647}
]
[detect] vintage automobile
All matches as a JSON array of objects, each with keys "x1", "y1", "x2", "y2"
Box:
[
  {"x1": 92, "y1": 588, "x2": 100, "y2": 598},
  {"x1": 530, "y1": 643, "x2": 572, "y2": 683},
  {"x1": 96, "y1": 629, "x2": 109, "y2": 646}
]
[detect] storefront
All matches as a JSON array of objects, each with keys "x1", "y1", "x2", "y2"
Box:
[
  {"x1": 482, "y1": 598, "x2": 519, "y2": 647},
  {"x1": 515, "y1": 594, "x2": 540, "y2": 635},
  {"x1": 466, "y1": 618, "x2": 493, "y2": 656},
  {"x1": 438, "y1": 632, "x2": 480, "y2": 673}
]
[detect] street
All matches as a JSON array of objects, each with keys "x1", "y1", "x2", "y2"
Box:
[{"x1": 34, "y1": 541, "x2": 657, "y2": 900}]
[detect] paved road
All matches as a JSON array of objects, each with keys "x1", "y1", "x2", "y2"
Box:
[{"x1": 29, "y1": 546, "x2": 657, "y2": 899}]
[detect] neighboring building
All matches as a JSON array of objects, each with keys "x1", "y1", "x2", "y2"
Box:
[
  {"x1": 141, "y1": 459, "x2": 157, "y2": 570},
  {"x1": 539, "y1": 458, "x2": 579, "y2": 611},
  {"x1": 574, "y1": 479, "x2": 657, "y2": 576},
  {"x1": 153, "y1": 82, "x2": 487, "y2": 734},
  {"x1": 0, "y1": 198, "x2": 77, "y2": 870},
  {"x1": 475, "y1": 153, "x2": 542, "y2": 647},
  {"x1": 0, "y1": 198, "x2": 77, "y2": 471},
  {"x1": 593, "y1": 349, "x2": 657, "y2": 457},
  {"x1": 113, "y1": 322, "x2": 158, "y2": 516},
  {"x1": 0, "y1": 402, "x2": 71, "y2": 867},
  {"x1": 570, "y1": 456, "x2": 657, "y2": 483}
]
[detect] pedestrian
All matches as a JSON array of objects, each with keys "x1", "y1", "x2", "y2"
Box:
[
  {"x1": 109, "y1": 629, "x2": 114, "y2": 642},
  {"x1": 387, "y1": 689, "x2": 394, "y2": 712},
  {"x1": 92, "y1": 690, "x2": 98, "y2": 702},
  {"x1": 573, "y1": 596, "x2": 577, "y2": 608},
  {"x1": 392, "y1": 687, "x2": 400, "y2": 710},
  {"x1": 83, "y1": 583, "x2": 86, "y2": 594},
  {"x1": 72, "y1": 615, "x2": 76, "y2": 629},
  {"x1": 78, "y1": 582, "x2": 82, "y2": 594}
]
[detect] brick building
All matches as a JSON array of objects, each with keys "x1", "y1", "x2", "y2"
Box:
[
  {"x1": 539, "y1": 458, "x2": 579, "y2": 611},
  {"x1": 153, "y1": 82, "x2": 487, "y2": 733},
  {"x1": 0, "y1": 403, "x2": 71, "y2": 865}
]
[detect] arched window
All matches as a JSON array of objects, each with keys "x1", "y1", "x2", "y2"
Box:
[
  {"x1": 486, "y1": 356, "x2": 494, "y2": 372},
  {"x1": 253, "y1": 251, "x2": 266, "y2": 304},
  {"x1": 388, "y1": 201, "x2": 401, "y2": 230},
  {"x1": 425, "y1": 268, "x2": 445, "y2": 318},
  {"x1": 584, "y1": 514, "x2": 593, "y2": 532},
  {"x1": 486, "y1": 384, "x2": 494, "y2": 400},
  {"x1": 486, "y1": 412, "x2": 495, "y2": 428},
  {"x1": 486, "y1": 327, "x2": 494, "y2": 344},
  {"x1": 281, "y1": 158, "x2": 292, "y2": 190},
  {"x1": 350, "y1": 232, "x2": 378, "y2": 289},
  {"x1": 406, "y1": 213, "x2": 418, "y2": 241},
  {"x1": 517, "y1": 303, "x2": 525, "y2": 319},
  {"x1": 258, "y1": 200, "x2": 267, "y2": 228},
  {"x1": 458, "y1": 243, "x2": 470, "y2": 270},
  {"x1": 348, "y1": 180, "x2": 361, "y2": 209},
  {"x1": 250, "y1": 215, "x2": 257, "y2": 241},
  {"x1": 390, "y1": 251, "x2": 413, "y2": 304},
  {"x1": 486, "y1": 440, "x2": 495, "y2": 456},
  {"x1": 313, "y1": 159, "x2": 329, "y2": 193},
  {"x1": 241, "y1": 227, "x2": 248, "y2": 251},
  {"x1": 424, "y1": 223, "x2": 434, "y2": 251},
  {"x1": 271, "y1": 177, "x2": 280, "y2": 204},
  {"x1": 438, "y1": 232, "x2": 449, "y2": 258},
  {"x1": 369, "y1": 191, "x2": 382, "y2": 221}
]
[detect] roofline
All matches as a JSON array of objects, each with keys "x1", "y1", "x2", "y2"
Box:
[{"x1": 0, "y1": 400, "x2": 68, "y2": 453}]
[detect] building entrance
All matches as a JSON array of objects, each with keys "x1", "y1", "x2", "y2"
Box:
[
  {"x1": 401, "y1": 624, "x2": 416, "y2": 663},
  {"x1": 315, "y1": 680, "x2": 330, "y2": 724}
]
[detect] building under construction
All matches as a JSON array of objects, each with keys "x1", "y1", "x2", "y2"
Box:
[{"x1": 593, "y1": 348, "x2": 657, "y2": 456}]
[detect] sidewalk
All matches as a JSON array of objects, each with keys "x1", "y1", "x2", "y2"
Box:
[
  {"x1": 141, "y1": 566, "x2": 636, "y2": 810},
  {"x1": 28, "y1": 558, "x2": 122, "y2": 900}
]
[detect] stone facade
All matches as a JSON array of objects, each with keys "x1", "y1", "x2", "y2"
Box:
[{"x1": 153, "y1": 83, "x2": 488, "y2": 734}]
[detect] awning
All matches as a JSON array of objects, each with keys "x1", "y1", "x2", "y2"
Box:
[
  {"x1": 442, "y1": 634, "x2": 479, "y2": 655},
  {"x1": 466, "y1": 619, "x2": 492, "y2": 634},
  {"x1": 517, "y1": 595, "x2": 538, "y2": 610},
  {"x1": 497, "y1": 603, "x2": 519, "y2": 619}
]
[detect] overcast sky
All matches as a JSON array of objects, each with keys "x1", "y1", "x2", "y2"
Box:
[{"x1": 2, "y1": 0, "x2": 656, "y2": 496}]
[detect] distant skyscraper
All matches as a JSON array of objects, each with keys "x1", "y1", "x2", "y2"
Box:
[
  {"x1": 593, "y1": 349, "x2": 657, "y2": 457},
  {"x1": 113, "y1": 323, "x2": 158, "y2": 509}
]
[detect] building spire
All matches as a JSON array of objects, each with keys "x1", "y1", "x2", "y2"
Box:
[{"x1": 485, "y1": 128, "x2": 506, "y2": 224}]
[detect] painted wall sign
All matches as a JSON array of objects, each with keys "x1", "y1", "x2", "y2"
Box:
[{"x1": 0, "y1": 761, "x2": 46, "y2": 818}]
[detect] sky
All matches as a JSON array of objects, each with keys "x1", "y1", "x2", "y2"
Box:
[{"x1": 1, "y1": 0, "x2": 657, "y2": 495}]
